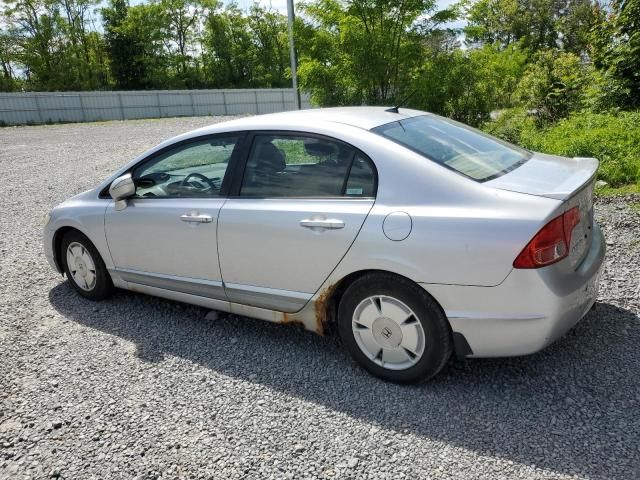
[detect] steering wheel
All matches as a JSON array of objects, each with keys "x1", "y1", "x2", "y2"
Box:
[{"x1": 181, "y1": 172, "x2": 217, "y2": 191}]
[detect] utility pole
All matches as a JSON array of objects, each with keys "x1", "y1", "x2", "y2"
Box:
[{"x1": 286, "y1": 0, "x2": 301, "y2": 110}]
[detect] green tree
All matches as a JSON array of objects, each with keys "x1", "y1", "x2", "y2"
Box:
[
  {"x1": 591, "y1": 0, "x2": 640, "y2": 108},
  {"x1": 464, "y1": 0, "x2": 522, "y2": 46},
  {"x1": 102, "y1": 0, "x2": 130, "y2": 88},
  {"x1": 59, "y1": 0, "x2": 106, "y2": 88},
  {"x1": 248, "y1": 4, "x2": 289, "y2": 87},
  {"x1": 159, "y1": 0, "x2": 209, "y2": 87},
  {"x1": 295, "y1": 1, "x2": 357, "y2": 105},
  {"x1": 556, "y1": 0, "x2": 596, "y2": 54},
  {"x1": 0, "y1": 28, "x2": 21, "y2": 90},
  {"x1": 4, "y1": 0, "x2": 66, "y2": 89},
  {"x1": 409, "y1": 43, "x2": 527, "y2": 125},
  {"x1": 202, "y1": 3, "x2": 255, "y2": 87},
  {"x1": 103, "y1": 0, "x2": 167, "y2": 89},
  {"x1": 516, "y1": 50, "x2": 592, "y2": 124},
  {"x1": 4, "y1": 0, "x2": 108, "y2": 90},
  {"x1": 298, "y1": 0, "x2": 447, "y2": 105},
  {"x1": 464, "y1": 0, "x2": 596, "y2": 54}
]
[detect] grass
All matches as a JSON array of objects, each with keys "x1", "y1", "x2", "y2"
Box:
[
  {"x1": 272, "y1": 138, "x2": 328, "y2": 165},
  {"x1": 595, "y1": 183, "x2": 640, "y2": 197}
]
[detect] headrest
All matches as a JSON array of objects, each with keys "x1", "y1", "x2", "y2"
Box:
[
  {"x1": 254, "y1": 142, "x2": 286, "y2": 173},
  {"x1": 304, "y1": 141, "x2": 336, "y2": 157}
]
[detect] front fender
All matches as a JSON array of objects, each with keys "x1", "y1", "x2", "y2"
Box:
[{"x1": 46, "y1": 192, "x2": 113, "y2": 272}]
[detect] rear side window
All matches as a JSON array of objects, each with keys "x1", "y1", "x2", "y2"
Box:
[
  {"x1": 373, "y1": 115, "x2": 530, "y2": 181},
  {"x1": 345, "y1": 154, "x2": 376, "y2": 197},
  {"x1": 240, "y1": 134, "x2": 376, "y2": 198}
]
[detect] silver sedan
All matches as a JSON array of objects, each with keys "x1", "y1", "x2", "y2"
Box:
[{"x1": 43, "y1": 107, "x2": 605, "y2": 383}]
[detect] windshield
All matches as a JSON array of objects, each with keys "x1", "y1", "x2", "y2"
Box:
[{"x1": 373, "y1": 115, "x2": 531, "y2": 181}]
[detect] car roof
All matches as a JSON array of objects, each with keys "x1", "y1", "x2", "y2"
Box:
[{"x1": 197, "y1": 106, "x2": 426, "y2": 133}]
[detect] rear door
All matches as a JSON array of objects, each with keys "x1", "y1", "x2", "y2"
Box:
[{"x1": 218, "y1": 132, "x2": 377, "y2": 312}]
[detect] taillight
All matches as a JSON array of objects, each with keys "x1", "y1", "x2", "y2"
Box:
[
  {"x1": 513, "y1": 207, "x2": 580, "y2": 269},
  {"x1": 562, "y1": 207, "x2": 580, "y2": 244}
]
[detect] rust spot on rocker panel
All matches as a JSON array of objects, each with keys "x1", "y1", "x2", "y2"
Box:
[
  {"x1": 314, "y1": 283, "x2": 337, "y2": 336},
  {"x1": 228, "y1": 285, "x2": 339, "y2": 336},
  {"x1": 274, "y1": 311, "x2": 305, "y2": 329}
]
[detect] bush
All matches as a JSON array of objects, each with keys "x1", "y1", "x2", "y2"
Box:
[
  {"x1": 482, "y1": 107, "x2": 536, "y2": 144},
  {"x1": 483, "y1": 111, "x2": 640, "y2": 186},
  {"x1": 516, "y1": 50, "x2": 594, "y2": 125},
  {"x1": 410, "y1": 44, "x2": 527, "y2": 127}
]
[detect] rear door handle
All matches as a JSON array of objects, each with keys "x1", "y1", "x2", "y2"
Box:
[
  {"x1": 300, "y1": 218, "x2": 345, "y2": 230},
  {"x1": 180, "y1": 213, "x2": 213, "y2": 223}
]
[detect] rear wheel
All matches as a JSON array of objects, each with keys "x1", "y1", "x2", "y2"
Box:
[
  {"x1": 61, "y1": 231, "x2": 113, "y2": 300},
  {"x1": 338, "y1": 273, "x2": 452, "y2": 383}
]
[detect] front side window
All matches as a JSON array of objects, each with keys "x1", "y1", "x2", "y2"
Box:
[
  {"x1": 240, "y1": 135, "x2": 376, "y2": 198},
  {"x1": 133, "y1": 136, "x2": 239, "y2": 198},
  {"x1": 373, "y1": 115, "x2": 530, "y2": 181}
]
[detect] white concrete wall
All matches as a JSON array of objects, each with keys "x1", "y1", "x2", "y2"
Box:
[{"x1": 0, "y1": 89, "x2": 312, "y2": 125}]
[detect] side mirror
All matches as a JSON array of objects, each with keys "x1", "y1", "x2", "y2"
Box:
[{"x1": 109, "y1": 173, "x2": 135, "y2": 210}]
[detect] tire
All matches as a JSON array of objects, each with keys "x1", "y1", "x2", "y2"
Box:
[
  {"x1": 338, "y1": 273, "x2": 452, "y2": 384},
  {"x1": 60, "y1": 230, "x2": 114, "y2": 301}
]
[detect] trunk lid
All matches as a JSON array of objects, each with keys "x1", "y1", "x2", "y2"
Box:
[{"x1": 487, "y1": 153, "x2": 599, "y2": 269}]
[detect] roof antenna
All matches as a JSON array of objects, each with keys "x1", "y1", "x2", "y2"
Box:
[{"x1": 385, "y1": 89, "x2": 417, "y2": 114}]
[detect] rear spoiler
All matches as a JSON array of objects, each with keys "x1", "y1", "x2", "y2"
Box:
[
  {"x1": 548, "y1": 157, "x2": 600, "y2": 200},
  {"x1": 486, "y1": 154, "x2": 599, "y2": 201}
]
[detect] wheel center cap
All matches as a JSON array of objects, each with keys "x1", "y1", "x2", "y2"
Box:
[
  {"x1": 372, "y1": 317, "x2": 403, "y2": 348},
  {"x1": 76, "y1": 259, "x2": 86, "y2": 276}
]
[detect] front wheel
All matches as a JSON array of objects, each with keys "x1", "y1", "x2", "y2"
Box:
[
  {"x1": 61, "y1": 231, "x2": 114, "y2": 301},
  {"x1": 338, "y1": 274, "x2": 452, "y2": 383}
]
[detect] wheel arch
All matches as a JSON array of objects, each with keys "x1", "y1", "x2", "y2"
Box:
[
  {"x1": 53, "y1": 226, "x2": 108, "y2": 276},
  {"x1": 52, "y1": 226, "x2": 81, "y2": 273},
  {"x1": 316, "y1": 268, "x2": 473, "y2": 358},
  {"x1": 317, "y1": 269, "x2": 451, "y2": 335}
]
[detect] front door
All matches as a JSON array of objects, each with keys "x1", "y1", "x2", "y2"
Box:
[
  {"x1": 105, "y1": 134, "x2": 242, "y2": 299},
  {"x1": 218, "y1": 133, "x2": 377, "y2": 312}
]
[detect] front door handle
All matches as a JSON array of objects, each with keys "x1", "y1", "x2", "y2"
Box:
[
  {"x1": 180, "y1": 213, "x2": 213, "y2": 223},
  {"x1": 300, "y1": 218, "x2": 345, "y2": 230}
]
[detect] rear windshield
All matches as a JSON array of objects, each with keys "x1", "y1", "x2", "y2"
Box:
[{"x1": 373, "y1": 115, "x2": 531, "y2": 181}]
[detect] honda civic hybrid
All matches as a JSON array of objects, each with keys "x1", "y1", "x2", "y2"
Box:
[{"x1": 44, "y1": 107, "x2": 604, "y2": 383}]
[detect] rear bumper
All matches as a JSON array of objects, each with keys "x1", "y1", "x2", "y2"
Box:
[{"x1": 422, "y1": 222, "x2": 605, "y2": 358}]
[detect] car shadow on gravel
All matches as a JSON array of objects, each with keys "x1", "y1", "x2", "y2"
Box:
[{"x1": 49, "y1": 283, "x2": 640, "y2": 479}]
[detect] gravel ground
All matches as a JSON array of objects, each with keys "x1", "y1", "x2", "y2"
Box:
[{"x1": 1, "y1": 117, "x2": 639, "y2": 480}]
